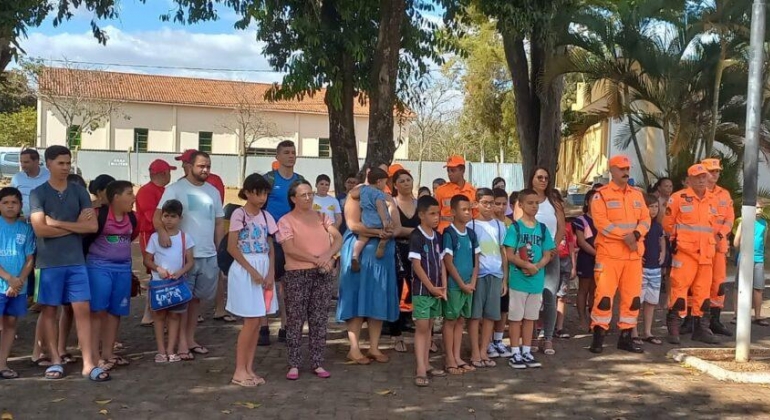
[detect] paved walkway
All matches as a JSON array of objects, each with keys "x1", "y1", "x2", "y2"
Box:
[{"x1": 3, "y1": 270, "x2": 770, "y2": 419}]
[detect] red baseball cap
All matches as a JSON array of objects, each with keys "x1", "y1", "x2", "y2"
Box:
[
  {"x1": 444, "y1": 155, "x2": 466, "y2": 168},
  {"x1": 175, "y1": 149, "x2": 198, "y2": 163},
  {"x1": 149, "y1": 159, "x2": 176, "y2": 175}
]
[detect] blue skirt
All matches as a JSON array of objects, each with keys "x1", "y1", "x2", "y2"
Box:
[{"x1": 336, "y1": 231, "x2": 399, "y2": 322}]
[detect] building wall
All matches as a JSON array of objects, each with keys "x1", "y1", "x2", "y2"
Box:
[{"x1": 38, "y1": 100, "x2": 409, "y2": 159}]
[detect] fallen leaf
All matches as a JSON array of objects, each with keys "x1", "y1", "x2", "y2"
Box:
[
  {"x1": 98, "y1": 409, "x2": 108, "y2": 415},
  {"x1": 1, "y1": 412, "x2": 13, "y2": 420},
  {"x1": 234, "y1": 402, "x2": 261, "y2": 409},
  {"x1": 51, "y1": 398, "x2": 66, "y2": 403},
  {"x1": 375, "y1": 389, "x2": 393, "y2": 396},
  {"x1": 95, "y1": 400, "x2": 112, "y2": 405},
  {"x1": 221, "y1": 410, "x2": 232, "y2": 414}
]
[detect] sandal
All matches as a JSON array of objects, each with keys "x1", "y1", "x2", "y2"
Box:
[
  {"x1": 429, "y1": 342, "x2": 439, "y2": 353},
  {"x1": 314, "y1": 367, "x2": 331, "y2": 378},
  {"x1": 753, "y1": 319, "x2": 770, "y2": 326},
  {"x1": 632, "y1": 337, "x2": 644, "y2": 346},
  {"x1": 555, "y1": 329, "x2": 571, "y2": 339},
  {"x1": 108, "y1": 356, "x2": 130, "y2": 367},
  {"x1": 457, "y1": 363, "x2": 476, "y2": 372},
  {"x1": 446, "y1": 366, "x2": 463, "y2": 375},
  {"x1": 414, "y1": 375, "x2": 430, "y2": 387},
  {"x1": 85, "y1": 366, "x2": 111, "y2": 382},
  {"x1": 168, "y1": 354, "x2": 182, "y2": 363},
  {"x1": 98, "y1": 359, "x2": 115, "y2": 372},
  {"x1": 214, "y1": 314, "x2": 237, "y2": 322},
  {"x1": 178, "y1": 352, "x2": 195, "y2": 361},
  {"x1": 366, "y1": 352, "x2": 390, "y2": 363},
  {"x1": 60, "y1": 353, "x2": 75, "y2": 364},
  {"x1": 0, "y1": 368, "x2": 19, "y2": 379},
  {"x1": 231, "y1": 377, "x2": 261, "y2": 387},
  {"x1": 471, "y1": 360, "x2": 486, "y2": 369},
  {"x1": 44, "y1": 364, "x2": 65, "y2": 380},
  {"x1": 346, "y1": 354, "x2": 372, "y2": 365},
  {"x1": 643, "y1": 336, "x2": 663, "y2": 345},
  {"x1": 394, "y1": 339, "x2": 407, "y2": 353},
  {"x1": 286, "y1": 368, "x2": 299, "y2": 380},
  {"x1": 31, "y1": 357, "x2": 52, "y2": 367},
  {"x1": 482, "y1": 359, "x2": 497, "y2": 368},
  {"x1": 154, "y1": 354, "x2": 169, "y2": 363},
  {"x1": 542, "y1": 340, "x2": 555, "y2": 355},
  {"x1": 427, "y1": 368, "x2": 446, "y2": 377},
  {"x1": 190, "y1": 346, "x2": 209, "y2": 355}
]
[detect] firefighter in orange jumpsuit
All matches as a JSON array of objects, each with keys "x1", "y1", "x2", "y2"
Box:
[
  {"x1": 435, "y1": 155, "x2": 476, "y2": 233},
  {"x1": 663, "y1": 164, "x2": 720, "y2": 344},
  {"x1": 589, "y1": 155, "x2": 651, "y2": 354},
  {"x1": 701, "y1": 158, "x2": 735, "y2": 336}
]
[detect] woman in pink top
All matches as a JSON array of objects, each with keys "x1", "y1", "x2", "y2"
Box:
[{"x1": 277, "y1": 180, "x2": 342, "y2": 380}]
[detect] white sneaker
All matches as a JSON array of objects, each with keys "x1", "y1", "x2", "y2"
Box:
[
  {"x1": 487, "y1": 343, "x2": 500, "y2": 358},
  {"x1": 494, "y1": 341, "x2": 513, "y2": 358},
  {"x1": 521, "y1": 352, "x2": 542, "y2": 368},
  {"x1": 508, "y1": 353, "x2": 526, "y2": 369}
]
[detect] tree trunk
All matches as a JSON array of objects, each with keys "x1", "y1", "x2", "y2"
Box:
[
  {"x1": 706, "y1": 40, "x2": 727, "y2": 157},
  {"x1": 0, "y1": 39, "x2": 13, "y2": 74},
  {"x1": 363, "y1": 0, "x2": 406, "y2": 170},
  {"x1": 326, "y1": 55, "x2": 359, "y2": 194},
  {"x1": 536, "y1": 50, "x2": 564, "y2": 177}
]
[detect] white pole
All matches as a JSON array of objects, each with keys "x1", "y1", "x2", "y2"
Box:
[{"x1": 736, "y1": 0, "x2": 766, "y2": 363}]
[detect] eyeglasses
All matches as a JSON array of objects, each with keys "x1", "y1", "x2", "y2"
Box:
[
  {"x1": 536, "y1": 176, "x2": 549, "y2": 181},
  {"x1": 296, "y1": 192, "x2": 315, "y2": 199},
  {"x1": 478, "y1": 200, "x2": 494, "y2": 207}
]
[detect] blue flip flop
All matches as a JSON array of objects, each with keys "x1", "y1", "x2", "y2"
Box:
[
  {"x1": 85, "y1": 366, "x2": 111, "y2": 382},
  {"x1": 44, "y1": 364, "x2": 65, "y2": 380}
]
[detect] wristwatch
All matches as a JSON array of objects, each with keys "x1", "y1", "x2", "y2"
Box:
[{"x1": 633, "y1": 230, "x2": 641, "y2": 241}]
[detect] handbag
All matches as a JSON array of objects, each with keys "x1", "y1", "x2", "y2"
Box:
[{"x1": 149, "y1": 232, "x2": 193, "y2": 311}]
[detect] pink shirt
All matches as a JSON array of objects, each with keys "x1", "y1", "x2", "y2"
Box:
[
  {"x1": 276, "y1": 211, "x2": 333, "y2": 271},
  {"x1": 229, "y1": 208, "x2": 278, "y2": 255}
]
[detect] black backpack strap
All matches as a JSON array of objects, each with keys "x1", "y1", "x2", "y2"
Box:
[{"x1": 83, "y1": 206, "x2": 109, "y2": 255}]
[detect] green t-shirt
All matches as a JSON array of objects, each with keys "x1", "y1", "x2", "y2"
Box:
[
  {"x1": 503, "y1": 220, "x2": 555, "y2": 293},
  {"x1": 443, "y1": 224, "x2": 479, "y2": 290}
]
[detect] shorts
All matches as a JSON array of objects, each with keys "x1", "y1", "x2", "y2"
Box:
[
  {"x1": 273, "y1": 242, "x2": 286, "y2": 282},
  {"x1": 641, "y1": 267, "x2": 662, "y2": 304},
  {"x1": 734, "y1": 262, "x2": 765, "y2": 290},
  {"x1": 87, "y1": 266, "x2": 132, "y2": 316},
  {"x1": 187, "y1": 256, "x2": 219, "y2": 301},
  {"x1": 470, "y1": 275, "x2": 502, "y2": 320},
  {"x1": 36, "y1": 265, "x2": 91, "y2": 306},
  {"x1": 444, "y1": 289, "x2": 472, "y2": 320},
  {"x1": 500, "y1": 290, "x2": 510, "y2": 314},
  {"x1": 0, "y1": 293, "x2": 27, "y2": 317},
  {"x1": 576, "y1": 254, "x2": 595, "y2": 278},
  {"x1": 413, "y1": 295, "x2": 442, "y2": 320},
  {"x1": 508, "y1": 289, "x2": 542, "y2": 321}
]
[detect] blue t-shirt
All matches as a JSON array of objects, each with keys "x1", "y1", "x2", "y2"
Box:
[
  {"x1": 360, "y1": 185, "x2": 389, "y2": 228},
  {"x1": 11, "y1": 167, "x2": 50, "y2": 219},
  {"x1": 503, "y1": 220, "x2": 555, "y2": 294},
  {"x1": 643, "y1": 220, "x2": 664, "y2": 269},
  {"x1": 443, "y1": 224, "x2": 480, "y2": 289},
  {"x1": 0, "y1": 219, "x2": 36, "y2": 294},
  {"x1": 265, "y1": 171, "x2": 301, "y2": 222},
  {"x1": 755, "y1": 219, "x2": 767, "y2": 263}
]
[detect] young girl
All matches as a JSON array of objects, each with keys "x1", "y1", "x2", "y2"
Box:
[
  {"x1": 573, "y1": 190, "x2": 598, "y2": 332},
  {"x1": 227, "y1": 174, "x2": 279, "y2": 387},
  {"x1": 144, "y1": 200, "x2": 195, "y2": 363},
  {"x1": 554, "y1": 219, "x2": 577, "y2": 338}
]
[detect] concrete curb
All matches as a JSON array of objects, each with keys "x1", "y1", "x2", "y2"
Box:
[{"x1": 667, "y1": 347, "x2": 770, "y2": 384}]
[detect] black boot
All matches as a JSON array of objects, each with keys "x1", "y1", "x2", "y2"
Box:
[
  {"x1": 709, "y1": 307, "x2": 733, "y2": 337},
  {"x1": 680, "y1": 311, "x2": 694, "y2": 334},
  {"x1": 589, "y1": 326, "x2": 605, "y2": 354},
  {"x1": 666, "y1": 310, "x2": 681, "y2": 345},
  {"x1": 617, "y1": 328, "x2": 644, "y2": 353},
  {"x1": 691, "y1": 315, "x2": 720, "y2": 344}
]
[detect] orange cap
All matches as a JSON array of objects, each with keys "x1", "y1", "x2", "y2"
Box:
[
  {"x1": 688, "y1": 163, "x2": 709, "y2": 177},
  {"x1": 701, "y1": 158, "x2": 722, "y2": 171},
  {"x1": 608, "y1": 155, "x2": 631, "y2": 169},
  {"x1": 388, "y1": 163, "x2": 406, "y2": 177},
  {"x1": 444, "y1": 155, "x2": 466, "y2": 168},
  {"x1": 271, "y1": 160, "x2": 280, "y2": 170}
]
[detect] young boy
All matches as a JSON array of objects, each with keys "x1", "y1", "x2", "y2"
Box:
[
  {"x1": 634, "y1": 194, "x2": 666, "y2": 344},
  {"x1": 312, "y1": 174, "x2": 342, "y2": 229},
  {"x1": 352, "y1": 168, "x2": 392, "y2": 271},
  {"x1": 489, "y1": 188, "x2": 514, "y2": 358},
  {"x1": 0, "y1": 187, "x2": 35, "y2": 379},
  {"x1": 84, "y1": 180, "x2": 138, "y2": 370},
  {"x1": 468, "y1": 188, "x2": 507, "y2": 368},
  {"x1": 443, "y1": 194, "x2": 480, "y2": 374},
  {"x1": 503, "y1": 189, "x2": 555, "y2": 369},
  {"x1": 409, "y1": 195, "x2": 447, "y2": 387},
  {"x1": 144, "y1": 200, "x2": 195, "y2": 362}
]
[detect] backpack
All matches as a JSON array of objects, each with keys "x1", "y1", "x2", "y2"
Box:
[
  {"x1": 443, "y1": 224, "x2": 479, "y2": 268},
  {"x1": 217, "y1": 207, "x2": 269, "y2": 274},
  {"x1": 508, "y1": 220, "x2": 548, "y2": 251},
  {"x1": 83, "y1": 206, "x2": 138, "y2": 256}
]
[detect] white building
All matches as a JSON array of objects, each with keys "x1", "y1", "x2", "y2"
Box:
[{"x1": 36, "y1": 67, "x2": 409, "y2": 159}]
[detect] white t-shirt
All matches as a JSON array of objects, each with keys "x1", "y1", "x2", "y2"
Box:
[
  {"x1": 146, "y1": 231, "x2": 195, "y2": 280},
  {"x1": 312, "y1": 194, "x2": 341, "y2": 221},
  {"x1": 467, "y1": 219, "x2": 507, "y2": 278},
  {"x1": 157, "y1": 178, "x2": 224, "y2": 258}
]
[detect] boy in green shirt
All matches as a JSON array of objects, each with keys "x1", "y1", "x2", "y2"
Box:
[{"x1": 443, "y1": 195, "x2": 480, "y2": 374}]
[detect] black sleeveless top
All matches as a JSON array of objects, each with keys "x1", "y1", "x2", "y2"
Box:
[{"x1": 398, "y1": 200, "x2": 420, "y2": 229}]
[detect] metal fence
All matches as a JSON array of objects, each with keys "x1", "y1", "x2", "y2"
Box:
[{"x1": 74, "y1": 150, "x2": 524, "y2": 192}]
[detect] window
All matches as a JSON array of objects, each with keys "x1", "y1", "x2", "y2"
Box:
[
  {"x1": 134, "y1": 128, "x2": 148, "y2": 152},
  {"x1": 247, "y1": 147, "x2": 275, "y2": 156},
  {"x1": 318, "y1": 138, "x2": 331, "y2": 157},
  {"x1": 198, "y1": 131, "x2": 213, "y2": 153},
  {"x1": 67, "y1": 125, "x2": 81, "y2": 149}
]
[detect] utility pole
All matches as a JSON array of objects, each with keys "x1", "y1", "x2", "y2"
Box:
[{"x1": 736, "y1": 0, "x2": 766, "y2": 363}]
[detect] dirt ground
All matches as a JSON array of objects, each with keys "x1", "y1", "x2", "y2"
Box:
[{"x1": 4, "y1": 236, "x2": 770, "y2": 419}]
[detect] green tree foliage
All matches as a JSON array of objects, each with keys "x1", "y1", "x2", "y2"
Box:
[
  {"x1": 0, "y1": 106, "x2": 35, "y2": 147},
  {"x1": 0, "y1": 70, "x2": 35, "y2": 113}
]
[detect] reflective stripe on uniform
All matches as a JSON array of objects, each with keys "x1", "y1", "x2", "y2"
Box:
[
  {"x1": 638, "y1": 221, "x2": 650, "y2": 229},
  {"x1": 602, "y1": 222, "x2": 637, "y2": 236},
  {"x1": 440, "y1": 216, "x2": 453, "y2": 221},
  {"x1": 675, "y1": 224, "x2": 713, "y2": 233},
  {"x1": 619, "y1": 316, "x2": 638, "y2": 325},
  {"x1": 672, "y1": 260, "x2": 683, "y2": 268},
  {"x1": 591, "y1": 314, "x2": 611, "y2": 324}
]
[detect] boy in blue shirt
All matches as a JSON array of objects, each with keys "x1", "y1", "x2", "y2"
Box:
[
  {"x1": 503, "y1": 189, "x2": 555, "y2": 369},
  {"x1": 0, "y1": 187, "x2": 36, "y2": 379},
  {"x1": 442, "y1": 194, "x2": 480, "y2": 374}
]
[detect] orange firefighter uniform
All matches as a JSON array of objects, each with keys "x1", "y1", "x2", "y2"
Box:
[
  {"x1": 701, "y1": 159, "x2": 734, "y2": 309},
  {"x1": 663, "y1": 184, "x2": 717, "y2": 320},
  {"x1": 435, "y1": 156, "x2": 476, "y2": 233},
  {"x1": 590, "y1": 159, "x2": 651, "y2": 331}
]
